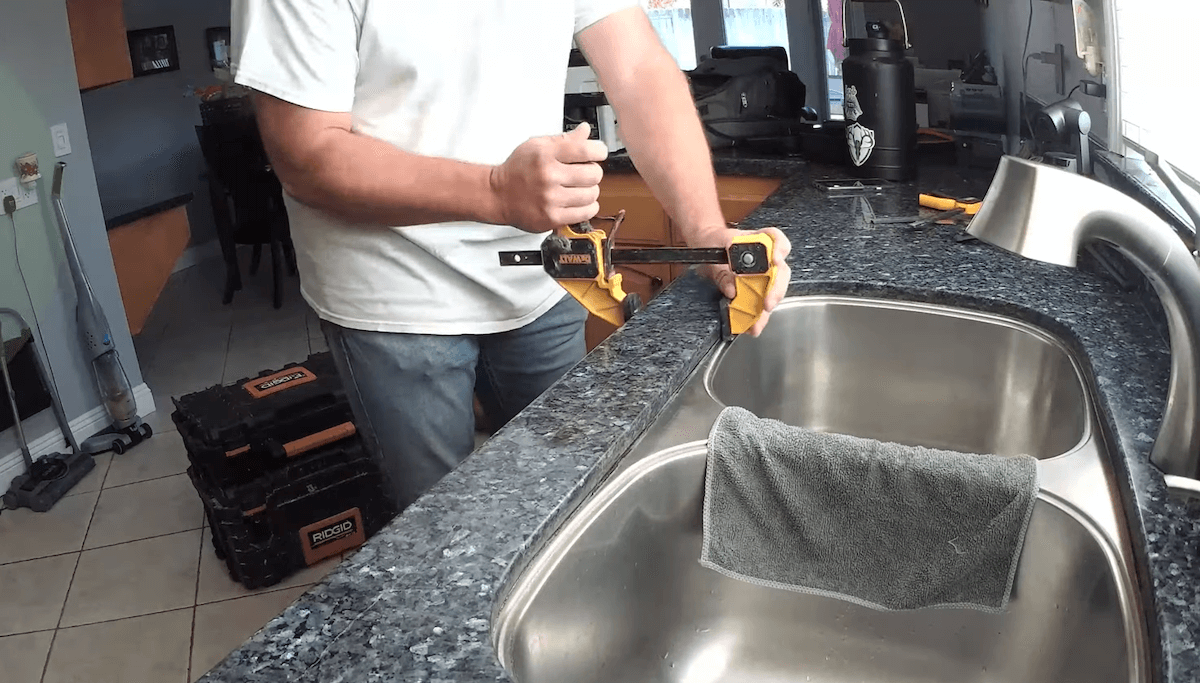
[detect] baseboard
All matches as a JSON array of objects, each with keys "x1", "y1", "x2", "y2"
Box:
[
  {"x1": 0, "y1": 383, "x2": 157, "y2": 495},
  {"x1": 172, "y1": 240, "x2": 222, "y2": 274}
]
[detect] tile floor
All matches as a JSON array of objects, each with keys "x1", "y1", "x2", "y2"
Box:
[{"x1": 0, "y1": 254, "x2": 346, "y2": 682}]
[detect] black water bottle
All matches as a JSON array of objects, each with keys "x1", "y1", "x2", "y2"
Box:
[{"x1": 841, "y1": 0, "x2": 917, "y2": 181}]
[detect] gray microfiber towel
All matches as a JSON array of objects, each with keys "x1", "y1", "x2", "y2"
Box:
[{"x1": 700, "y1": 406, "x2": 1039, "y2": 613}]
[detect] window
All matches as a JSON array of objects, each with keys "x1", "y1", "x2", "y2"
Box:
[
  {"x1": 819, "y1": 0, "x2": 844, "y2": 118},
  {"x1": 722, "y1": 0, "x2": 791, "y2": 67},
  {"x1": 643, "y1": 0, "x2": 697, "y2": 70},
  {"x1": 1114, "y1": 0, "x2": 1200, "y2": 183}
]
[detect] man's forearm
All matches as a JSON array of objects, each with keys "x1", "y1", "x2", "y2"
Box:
[
  {"x1": 253, "y1": 92, "x2": 607, "y2": 232},
  {"x1": 598, "y1": 42, "x2": 728, "y2": 246},
  {"x1": 258, "y1": 115, "x2": 502, "y2": 228}
]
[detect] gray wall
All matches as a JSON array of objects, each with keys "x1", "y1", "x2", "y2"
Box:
[
  {"x1": 0, "y1": 0, "x2": 143, "y2": 452},
  {"x1": 82, "y1": 0, "x2": 232, "y2": 247},
  {"x1": 981, "y1": 0, "x2": 1111, "y2": 146}
]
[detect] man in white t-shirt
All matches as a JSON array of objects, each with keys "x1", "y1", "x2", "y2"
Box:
[{"x1": 230, "y1": 1, "x2": 792, "y2": 508}]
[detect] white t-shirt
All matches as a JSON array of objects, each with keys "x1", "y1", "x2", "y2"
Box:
[{"x1": 229, "y1": 0, "x2": 639, "y2": 335}]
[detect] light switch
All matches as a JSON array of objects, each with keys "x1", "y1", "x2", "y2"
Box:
[{"x1": 51, "y1": 123, "x2": 72, "y2": 157}]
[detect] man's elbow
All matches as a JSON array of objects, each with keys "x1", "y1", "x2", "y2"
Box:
[
  {"x1": 252, "y1": 94, "x2": 351, "y2": 214},
  {"x1": 260, "y1": 133, "x2": 342, "y2": 215}
]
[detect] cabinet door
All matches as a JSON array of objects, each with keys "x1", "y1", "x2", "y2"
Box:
[
  {"x1": 596, "y1": 174, "x2": 669, "y2": 245},
  {"x1": 668, "y1": 175, "x2": 782, "y2": 246},
  {"x1": 584, "y1": 173, "x2": 780, "y2": 351},
  {"x1": 582, "y1": 263, "x2": 671, "y2": 351},
  {"x1": 716, "y1": 176, "x2": 784, "y2": 225},
  {"x1": 66, "y1": 0, "x2": 133, "y2": 91}
]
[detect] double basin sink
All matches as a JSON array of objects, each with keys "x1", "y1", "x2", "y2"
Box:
[{"x1": 493, "y1": 296, "x2": 1150, "y2": 683}]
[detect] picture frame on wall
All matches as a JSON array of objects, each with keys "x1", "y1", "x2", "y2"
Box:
[{"x1": 127, "y1": 26, "x2": 180, "y2": 77}]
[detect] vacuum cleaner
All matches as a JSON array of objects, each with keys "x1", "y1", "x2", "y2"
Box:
[
  {"x1": 51, "y1": 162, "x2": 152, "y2": 456},
  {"x1": 1, "y1": 308, "x2": 94, "y2": 512}
]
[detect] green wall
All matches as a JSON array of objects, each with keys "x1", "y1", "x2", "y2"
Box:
[{"x1": 1, "y1": 0, "x2": 144, "y2": 455}]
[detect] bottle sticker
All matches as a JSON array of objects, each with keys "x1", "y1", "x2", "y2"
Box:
[{"x1": 843, "y1": 85, "x2": 877, "y2": 167}]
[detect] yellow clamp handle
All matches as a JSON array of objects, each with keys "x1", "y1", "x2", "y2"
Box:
[
  {"x1": 919, "y1": 194, "x2": 982, "y2": 215},
  {"x1": 725, "y1": 232, "x2": 777, "y2": 337},
  {"x1": 553, "y1": 224, "x2": 630, "y2": 328}
]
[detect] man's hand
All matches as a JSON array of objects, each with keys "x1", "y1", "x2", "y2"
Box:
[
  {"x1": 691, "y1": 225, "x2": 792, "y2": 337},
  {"x1": 490, "y1": 123, "x2": 610, "y2": 233}
]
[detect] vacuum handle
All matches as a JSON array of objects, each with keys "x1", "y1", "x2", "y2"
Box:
[{"x1": 52, "y1": 162, "x2": 65, "y2": 199}]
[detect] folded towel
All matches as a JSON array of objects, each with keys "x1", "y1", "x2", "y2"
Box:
[{"x1": 700, "y1": 406, "x2": 1038, "y2": 613}]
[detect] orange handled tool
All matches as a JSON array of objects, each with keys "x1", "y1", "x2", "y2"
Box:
[{"x1": 919, "y1": 193, "x2": 983, "y2": 215}]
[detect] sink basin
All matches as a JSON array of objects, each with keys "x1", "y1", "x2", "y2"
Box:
[
  {"x1": 493, "y1": 296, "x2": 1149, "y2": 683},
  {"x1": 708, "y1": 298, "x2": 1088, "y2": 458}
]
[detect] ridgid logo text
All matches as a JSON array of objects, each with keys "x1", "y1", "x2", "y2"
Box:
[{"x1": 310, "y1": 517, "x2": 357, "y2": 548}]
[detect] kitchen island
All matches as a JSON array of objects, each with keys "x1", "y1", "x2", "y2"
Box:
[{"x1": 198, "y1": 153, "x2": 1200, "y2": 683}]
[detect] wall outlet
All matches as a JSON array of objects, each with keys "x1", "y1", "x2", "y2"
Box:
[{"x1": 0, "y1": 176, "x2": 38, "y2": 211}]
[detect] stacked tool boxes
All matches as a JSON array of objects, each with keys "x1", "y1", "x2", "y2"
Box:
[{"x1": 175, "y1": 352, "x2": 396, "y2": 589}]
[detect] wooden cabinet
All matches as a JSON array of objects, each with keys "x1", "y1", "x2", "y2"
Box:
[
  {"x1": 584, "y1": 172, "x2": 782, "y2": 350},
  {"x1": 107, "y1": 204, "x2": 192, "y2": 336},
  {"x1": 66, "y1": 0, "x2": 133, "y2": 91}
]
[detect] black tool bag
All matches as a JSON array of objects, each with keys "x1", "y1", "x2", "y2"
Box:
[{"x1": 686, "y1": 55, "x2": 808, "y2": 149}]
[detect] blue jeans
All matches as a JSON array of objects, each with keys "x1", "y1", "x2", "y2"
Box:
[{"x1": 321, "y1": 296, "x2": 587, "y2": 508}]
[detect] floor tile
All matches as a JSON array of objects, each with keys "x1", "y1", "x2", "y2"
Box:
[
  {"x1": 222, "y1": 331, "x2": 311, "y2": 386},
  {"x1": 145, "y1": 347, "x2": 228, "y2": 402},
  {"x1": 197, "y1": 526, "x2": 343, "y2": 604},
  {"x1": 0, "y1": 489, "x2": 99, "y2": 565},
  {"x1": 0, "y1": 630, "x2": 55, "y2": 683},
  {"x1": 132, "y1": 333, "x2": 165, "y2": 376},
  {"x1": 68, "y1": 453, "x2": 112, "y2": 497},
  {"x1": 230, "y1": 280, "x2": 307, "y2": 332},
  {"x1": 138, "y1": 403, "x2": 179, "y2": 437},
  {"x1": 0, "y1": 554, "x2": 78, "y2": 636},
  {"x1": 154, "y1": 323, "x2": 234, "y2": 365},
  {"x1": 84, "y1": 473, "x2": 203, "y2": 549},
  {"x1": 45, "y1": 608, "x2": 193, "y2": 683},
  {"x1": 190, "y1": 586, "x2": 308, "y2": 681},
  {"x1": 103, "y1": 428, "x2": 189, "y2": 488},
  {"x1": 61, "y1": 530, "x2": 201, "y2": 628}
]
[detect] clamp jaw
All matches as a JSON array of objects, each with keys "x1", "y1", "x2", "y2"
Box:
[{"x1": 500, "y1": 213, "x2": 777, "y2": 340}]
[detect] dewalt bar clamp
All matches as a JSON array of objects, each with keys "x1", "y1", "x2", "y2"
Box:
[{"x1": 499, "y1": 211, "x2": 777, "y2": 340}]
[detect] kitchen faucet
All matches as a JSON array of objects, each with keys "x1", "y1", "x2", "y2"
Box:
[{"x1": 967, "y1": 155, "x2": 1200, "y2": 492}]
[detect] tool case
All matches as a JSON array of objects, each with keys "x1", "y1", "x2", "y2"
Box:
[
  {"x1": 172, "y1": 352, "x2": 356, "y2": 490},
  {"x1": 174, "y1": 352, "x2": 396, "y2": 588},
  {"x1": 190, "y1": 437, "x2": 395, "y2": 589}
]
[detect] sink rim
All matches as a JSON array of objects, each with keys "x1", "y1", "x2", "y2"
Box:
[
  {"x1": 701, "y1": 294, "x2": 1096, "y2": 462},
  {"x1": 491, "y1": 293, "x2": 1149, "y2": 683}
]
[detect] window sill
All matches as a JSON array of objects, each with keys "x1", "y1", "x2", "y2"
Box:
[{"x1": 1093, "y1": 149, "x2": 1199, "y2": 244}]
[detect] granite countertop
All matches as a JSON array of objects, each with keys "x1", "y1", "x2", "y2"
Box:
[{"x1": 199, "y1": 152, "x2": 1200, "y2": 683}]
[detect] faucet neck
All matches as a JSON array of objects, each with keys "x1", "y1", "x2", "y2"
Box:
[{"x1": 969, "y1": 156, "x2": 1200, "y2": 481}]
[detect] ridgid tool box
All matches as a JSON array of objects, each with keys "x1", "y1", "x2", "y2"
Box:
[{"x1": 174, "y1": 352, "x2": 396, "y2": 589}]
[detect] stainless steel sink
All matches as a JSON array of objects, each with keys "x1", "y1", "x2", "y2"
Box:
[{"x1": 493, "y1": 296, "x2": 1150, "y2": 683}]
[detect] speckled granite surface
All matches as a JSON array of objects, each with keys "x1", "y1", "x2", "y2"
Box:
[{"x1": 199, "y1": 154, "x2": 1200, "y2": 683}]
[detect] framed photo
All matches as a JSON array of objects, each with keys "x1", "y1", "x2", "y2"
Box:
[
  {"x1": 127, "y1": 26, "x2": 180, "y2": 77},
  {"x1": 206, "y1": 27, "x2": 231, "y2": 71}
]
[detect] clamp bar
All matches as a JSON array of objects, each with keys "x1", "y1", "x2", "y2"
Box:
[{"x1": 498, "y1": 223, "x2": 777, "y2": 339}]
